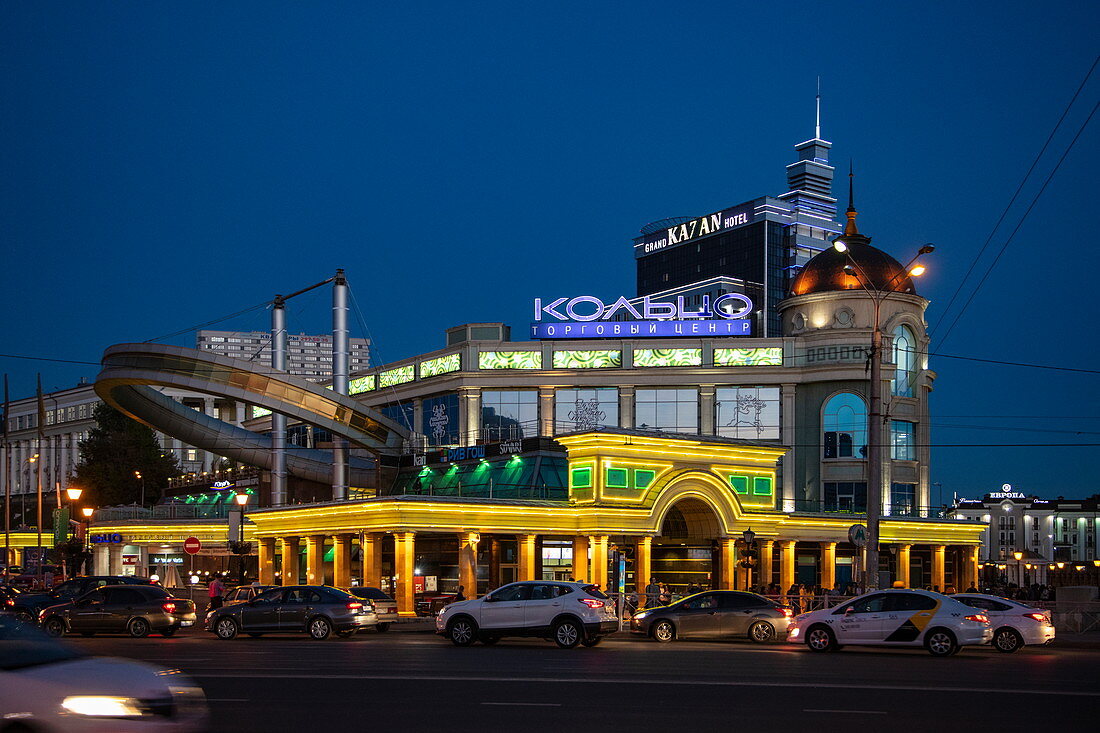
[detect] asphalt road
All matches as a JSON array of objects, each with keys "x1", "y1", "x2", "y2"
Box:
[{"x1": 66, "y1": 627, "x2": 1100, "y2": 733}]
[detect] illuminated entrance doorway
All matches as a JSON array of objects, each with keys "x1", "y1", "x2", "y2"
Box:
[{"x1": 652, "y1": 498, "x2": 722, "y2": 595}]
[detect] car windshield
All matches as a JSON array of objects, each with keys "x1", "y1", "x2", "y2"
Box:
[
  {"x1": 323, "y1": 588, "x2": 358, "y2": 602},
  {"x1": 0, "y1": 617, "x2": 86, "y2": 671},
  {"x1": 351, "y1": 587, "x2": 393, "y2": 601}
]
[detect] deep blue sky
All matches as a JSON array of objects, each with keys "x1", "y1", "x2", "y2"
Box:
[{"x1": 2, "y1": 2, "x2": 1097, "y2": 500}]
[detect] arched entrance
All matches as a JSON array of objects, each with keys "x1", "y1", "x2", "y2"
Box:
[{"x1": 653, "y1": 497, "x2": 724, "y2": 594}]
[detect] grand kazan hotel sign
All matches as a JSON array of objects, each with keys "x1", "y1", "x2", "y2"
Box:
[{"x1": 530, "y1": 293, "x2": 754, "y2": 339}]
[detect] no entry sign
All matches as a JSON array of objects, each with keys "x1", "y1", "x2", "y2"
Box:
[{"x1": 184, "y1": 537, "x2": 202, "y2": 555}]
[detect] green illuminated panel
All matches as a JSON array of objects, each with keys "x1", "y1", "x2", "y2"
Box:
[
  {"x1": 753, "y1": 476, "x2": 773, "y2": 495},
  {"x1": 632, "y1": 348, "x2": 702, "y2": 368},
  {"x1": 728, "y1": 475, "x2": 749, "y2": 495},
  {"x1": 553, "y1": 350, "x2": 622, "y2": 369},
  {"x1": 252, "y1": 406, "x2": 272, "y2": 418},
  {"x1": 420, "y1": 353, "x2": 461, "y2": 377},
  {"x1": 349, "y1": 375, "x2": 376, "y2": 394},
  {"x1": 605, "y1": 467, "x2": 628, "y2": 488},
  {"x1": 634, "y1": 469, "x2": 656, "y2": 490},
  {"x1": 714, "y1": 347, "x2": 784, "y2": 367},
  {"x1": 479, "y1": 351, "x2": 543, "y2": 370},
  {"x1": 379, "y1": 366, "x2": 414, "y2": 388},
  {"x1": 571, "y1": 467, "x2": 592, "y2": 489}
]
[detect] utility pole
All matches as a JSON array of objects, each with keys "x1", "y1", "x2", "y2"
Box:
[
  {"x1": 331, "y1": 269, "x2": 349, "y2": 500},
  {"x1": 271, "y1": 297, "x2": 287, "y2": 506}
]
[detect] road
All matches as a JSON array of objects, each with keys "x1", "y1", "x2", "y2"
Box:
[{"x1": 67, "y1": 628, "x2": 1100, "y2": 733}]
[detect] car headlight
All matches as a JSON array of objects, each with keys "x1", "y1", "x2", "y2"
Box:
[{"x1": 61, "y1": 696, "x2": 144, "y2": 717}]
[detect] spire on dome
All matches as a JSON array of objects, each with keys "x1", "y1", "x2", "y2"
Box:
[{"x1": 844, "y1": 160, "x2": 860, "y2": 236}]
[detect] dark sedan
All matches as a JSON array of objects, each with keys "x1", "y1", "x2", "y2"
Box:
[
  {"x1": 8, "y1": 575, "x2": 154, "y2": 624},
  {"x1": 630, "y1": 590, "x2": 794, "y2": 643},
  {"x1": 39, "y1": 584, "x2": 197, "y2": 638},
  {"x1": 205, "y1": 585, "x2": 378, "y2": 640}
]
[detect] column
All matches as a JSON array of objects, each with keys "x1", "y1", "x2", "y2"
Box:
[
  {"x1": 572, "y1": 535, "x2": 590, "y2": 582},
  {"x1": 280, "y1": 537, "x2": 300, "y2": 585},
  {"x1": 361, "y1": 532, "x2": 383, "y2": 588},
  {"x1": 518, "y1": 533, "x2": 538, "y2": 581},
  {"x1": 634, "y1": 537, "x2": 652, "y2": 596},
  {"x1": 931, "y1": 544, "x2": 946, "y2": 592},
  {"x1": 108, "y1": 544, "x2": 123, "y2": 576},
  {"x1": 699, "y1": 385, "x2": 716, "y2": 436},
  {"x1": 759, "y1": 540, "x2": 774, "y2": 588},
  {"x1": 257, "y1": 538, "x2": 276, "y2": 585},
  {"x1": 896, "y1": 544, "x2": 911, "y2": 588},
  {"x1": 967, "y1": 545, "x2": 980, "y2": 589},
  {"x1": 488, "y1": 536, "x2": 501, "y2": 589},
  {"x1": 458, "y1": 387, "x2": 480, "y2": 444},
  {"x1": 412, "y1": 398, "x2": 424, "y2": 436},
  {"x1": 619, "y1": 386, "x2": 634, "y2": 428},
  {"x1": 719, "y1": 538, "x2": 736, "y2": 589},
  {"x1": 458, "y1": 532, "x2": 478, "y2": 599},
  {"x1": 305, "y1": 535, "x2": 326, "y2": 584},
  {"x1": 538, "y1": 387, "x2": 555, "y2": 436},
  {"x1": 780, "y1": 383, "x2": 797, "y2": 511},
  {"x1": 394, "y1": 532, "x2": 417, "y2": 617},
  {"x1": 93, "y1": 544, "x2": 109, "y2": 575},
  {"x1": 333, "y1": 534, "x2": 352, "y2": 588},
  {"x1": 779, "y1": 540, "x2": 796, "y2": 591},
  {"x1": 820, "y1": 541, "x2": 837, "y2": 591},
  {"x1": 590, "y1": 535, "x2": 609, "y2": 590}
]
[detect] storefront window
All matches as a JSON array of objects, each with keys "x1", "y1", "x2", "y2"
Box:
[
  {"x1": 824, "y1": 481, "x2": 867, "y2": 513},
  {"x1": 481, "y1": 390, "x2": 538, "y2": 442},
  {"x1": 891, "y1": 420, "x2": 915, "y2": 460},
  {"x1": 823, "y1": 392, "x2": 867, "y2": 459},
  {"x1": 892, "y1": 325, "x2": 917, "y2": 397},
  {"x1": 422, "y1": 393, "x2": 459, "y2": 446},
  {"x1": 715, "y1": 387, "x2": 780, "y2": 440},
  {"x1": 635, "y1": 388, "x2": 698, "y2": 434},
  {"x1": 554, "y1": 388, "x2": 618, "y2": 433}
]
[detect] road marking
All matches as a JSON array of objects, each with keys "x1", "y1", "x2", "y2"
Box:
[
  {"x1": 189, "y1": 674, "x2": 1100, "y2": 697},
  {"x1": 803, "y1": 709, "x2": 887, "y2": 715},
  {"x1": 481, "y1": 702, "x2": 562, "y2": 707}
]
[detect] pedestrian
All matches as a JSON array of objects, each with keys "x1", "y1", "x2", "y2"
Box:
[
  {"x1": 208, "y1": 575, "x2": 225, "y2": 610},
  {"x1": 43, "y1": 569, "x2": 54, "y2": 589},
  {"x1": 787, "y1": 583, "x2": 801, "y2": 614},
  {"x1": 965, "y1": 582, "x2": 978, "y2": 593},
  {"x1": 658, "y1": 582, "x2": 671, "y2": 606},
  {"x1": 800, "y1": 583, "x2": 814, "y2": 613},
  {"x1": 454, "y1": 585, "x2": 466, "y2": 603},
  {"x1": 644, "y1": 577, "x2": 660, "y2": 608},
  {"x1": 945, "y1": 585, "x2": 956, "y2": 595}
]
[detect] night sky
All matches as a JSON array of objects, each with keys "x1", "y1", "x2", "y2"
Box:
[{"x1": 2, "y1": 2, "x2": 1097, "y2": 500}]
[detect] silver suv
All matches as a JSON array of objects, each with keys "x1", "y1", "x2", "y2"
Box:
[{"x1": 436, "y1": 581, "x2": 618, "y2": 648}]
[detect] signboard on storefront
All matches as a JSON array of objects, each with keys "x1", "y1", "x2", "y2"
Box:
[
  {"x1": 531, "y1": 293, "x2": 753, "y2": 340},
  {"x1": 91, "y1": 533, "x2": 124, "y2": 544}
]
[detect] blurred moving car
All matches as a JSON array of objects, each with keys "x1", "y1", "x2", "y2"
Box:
[
  {"x1": 9, "y1": 576, "x2": 155, "y2": 624},
  {"x1": 788, "y1": 589, "x2": 993, "y2": 656},
  {"x1": 347, "y1": 587, "x2": 398, "y2": 630},
  {"x1": 40, "y1": 585, "x2": 197, "y2": 638},
  {"x1": 0, "y1": 584, "x2": 24, "y2": 612},
  {"x1": 437, "y1": 581, "x2": 618, "y2": 648},
  {"x1": 206, "y1": 585, "x2": 377, "y2": 640},
  {"x1": 951, "y1": 592, "x2": 1056, "y2": 652},
  {"x1": 0, "y1": 615, "x2": 207, "y2": 732},
  {"x1": 631, "y1": 590, "x2": 794, "y2": 643}
]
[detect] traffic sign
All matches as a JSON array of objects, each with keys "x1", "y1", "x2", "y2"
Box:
[
  {"x1": 848, "y1": 524, "x2": 868, "y2": 547},
  {"x1": 184, "y1": 537, "x2": 202, "y2": 555}
]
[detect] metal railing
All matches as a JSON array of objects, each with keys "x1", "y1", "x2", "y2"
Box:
[{"x1": 92, "y1": 503, "x2": 237, "y2": 521}]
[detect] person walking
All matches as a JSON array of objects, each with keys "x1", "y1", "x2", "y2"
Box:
[
  {"x1": 208, "y1": 576, "x2": 225, "y2": 611},
  {"x1": 658, "y1": 582, "x2": 671, "y2": 606},
  {"x1": 454, "y1": 585, "x2": 467, "y2": 603},
  {"x1": 800, "y1": 583, "x2": 815, "y2": 613},
  {"x1": 644, "y1": 577, "x2": 660, "y2": 608}
]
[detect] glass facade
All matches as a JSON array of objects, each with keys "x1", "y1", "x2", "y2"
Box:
[
  {"x1": 823, "y1": 392, "x2": 867, "y2": 459},
  {"x1": 891, "y1": 420, "x2": 915, "y2": 460},
  {"x1": 635, "y1": 388, "x2": 698, "y2": 433},
  {"x1": 715, "y1": 387, "x2": 780, "y2": 440},
  {"x1": 554, "y1": 388, "x2": 619, "y2": 433},
  {"x1": 381, "y1": 402, "x2": 415, "y2": 432},
  {"x1": 892, "y1": 325, "x2": 917, "y2": 397},
  {"x1": 481, "y1": 390, "x2": 538, "y2": 441},
  {"x1": 891, "y1": 482, "x2": 917, "y2": 517},
  {"x1": 824, "y1": 481, "x2": 867, "y2": 513},
  {"x1": 422, "y1": 393, "x2": 460, "y2": 446}
]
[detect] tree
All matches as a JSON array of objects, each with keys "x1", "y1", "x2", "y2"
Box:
[{"x1": 73, "y1": 403, "x2": 182, "y2": 507}]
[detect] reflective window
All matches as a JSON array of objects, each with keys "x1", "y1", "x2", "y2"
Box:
[
  {"x1": 481, "y1": 390, "x2": 538, "y2": 442},
  {"x1": 890, "y1": 482, "x2": 917, "y2": 517},
  {"x1": 422, "y1": 393, "x2": 459, "y2": 446},
  {"x1": 381, "y1": 403, "x2": 415, "y2": 432},
  {"x1": 554, "y1": 388, "x2": 618, "y2": 433},
  {"x1": 823, "y1": 393, "x2": 867, "y2": 459},
  {"x1": 635, "y1": 388, "x2": 698, "y2": 433},
  {"x1": 884, "y1": 593, "x2": 937, "y2": 612},
  {"x1": 845, "y1": 593, "x2": 888, "y2": 614},
  {"x1": 490, "y1": 584, "x2": 532, "y2": 602},
  {"x1": 681, "y1": 593, "x2": 719, "y2": 610},
  {"x1": 824, "y1": 481, "x2": 866, "y2": 513},
  {"x1": 892, "y1": 326, "x2": 917, "y2": 397},
  {"x1": 716, "y1": 387, "x2": 780, "y2": 440},
  {"x1": 891, "y1": 421, "x2": 915, "y2": 461}
]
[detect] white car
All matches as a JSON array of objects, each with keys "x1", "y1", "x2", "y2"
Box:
[
  {"x1": 0, "y1": 617, "x2": 207, "y2": 732},
  {"x1": 951, "y1": 593, "x2": 1055, "y2": 652},
  {"x1": 787, "y1": 589, "x2": 993, "y2": 656},
  {"x1": 436, "y1": 581, "x2": 619, "y2": 648}
]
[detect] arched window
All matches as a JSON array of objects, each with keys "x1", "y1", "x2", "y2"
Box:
[
  {"x1": 892, "y1": 325, "x2": 917, "y2": 397},
  {"x1": 823, "y1": 392, "x2": 867, "y2": 459}
]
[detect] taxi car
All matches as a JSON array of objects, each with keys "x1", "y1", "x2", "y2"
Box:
[
  {"x1": 787, "y1": 589, "x2": 992, "y2": 656},
  {"x1": 951, "y1": 592, "x2": 1055, "y2": 652}
]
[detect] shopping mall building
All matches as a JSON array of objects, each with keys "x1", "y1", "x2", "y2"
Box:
[{"x1": 86, "y1": 125, "x2": 985, "y2": 614}]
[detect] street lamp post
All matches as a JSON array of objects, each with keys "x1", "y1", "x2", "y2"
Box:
[
  {"x1": 741, "y1": 527, "x2": 757, "y2": 590},
  {"x1": 233, "y1": 492, "x2": 249, "y2": 582},
  {"x1": 134, "y1": 471, "x2": 145, "y2": 508},
  {"x1": 1014, "y1": 550, "x2": 1024, "y2": 591}
]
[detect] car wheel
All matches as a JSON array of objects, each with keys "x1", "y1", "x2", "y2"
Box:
[
  {"x1": 448, "y1": 617, "x2": 477, "y2": 646},
  {"x1": 993, "y1": 628, "x2": 1023, "y2": 653},
  {"x1": 13, "y1": 610, "x2": 33, "y2": 624},
  {"x1": 160, "y1": 627, "x2": 177, "y2": 638},
  {"x1": 581, "y1": 635, "x2": 603, "y2": 647},
  {"x1": 749, "y1": 620, "x2": 776, "y2": 644},
  {"x1": 127, "y1": 617, "x2": 151, "y2": 639},
  {"x1": 805, "y1": 625, "x2": 836, "y2": 652},
  {"x1": 43, "y1": 617, "x2": 65, "y2": 638},
  {"x1": 553, "y1": 619, "x2": 582, "y2": 649},
  {"x1": 925, "y1": 628, "x2": 958, "y2": 657},
  {"x1": 215, "y1": 616, "x2": 239, "y2": 640},
  {"x1": 376, "y1": 622, "x2": 390, "y2": 633},
  {"x1": 652, "y1": 620, "x2": 675, "y2": 643},
  {"x1": 308, "y1": 616, "x2": 333, "y2": 640}
]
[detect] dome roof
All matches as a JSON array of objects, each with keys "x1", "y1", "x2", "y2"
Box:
[{"x1": 790, "y1": 236, "x2": 918, "y2": 297}]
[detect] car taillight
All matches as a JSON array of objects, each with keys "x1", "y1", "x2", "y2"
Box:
[
  {"x1": 347, "y1": 602, "x2": 363, "y2": 611},
  {"x1": 964, "y1": 614, "x2": 988, "y2": 623},
  {"x1": 4, "y1": 599, "x2": 12, "y2": 607},
  {"x1": 579, "y1": 598, "x2": 604, "y2": 609},
  {"x1": 780, "y1": 608, "x2": 793, "y2": 618},
  {"x1": 162, "y1": 602, "x2": 176, "y2": 613},
  {"x1": 1025, "y1": 612, "x2": 1047, "y2": 622}
]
